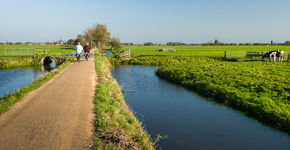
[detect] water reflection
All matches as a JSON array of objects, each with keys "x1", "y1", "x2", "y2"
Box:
[
  {"x1": 111, "y1": 65, "x2": 290, "y2": 150},
  {"x1": 0, "y1": 61, "x2": 56, "y2": 97},
  {"x1": 43, "y1": 59, "x2": 56, "y2": 72}
]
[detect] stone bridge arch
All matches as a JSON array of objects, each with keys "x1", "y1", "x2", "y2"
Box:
[{"x1": 41, "y1": 56, "x2": 58, "y2": 65}]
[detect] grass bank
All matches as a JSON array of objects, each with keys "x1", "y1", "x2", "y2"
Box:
[
  {"x1": 94, "y1": 56, "x2": 154, "y2": 150},
  {"x1": 109, "y1": 56, "x2": 216, "y2": 66},
  {"x1": 0, "y1": 57, "x2": 42, "y2": 69},
  {"x1": 156, "y1": 61, "x2": 290, "y2": 134},
  {"x1": 0, "y1": 58, "x2": 74, "y2": 114}
]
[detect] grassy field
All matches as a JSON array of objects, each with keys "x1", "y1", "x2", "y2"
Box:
[
  {"x1": 94, "y1": 56, "x2": 154, "y2": 150},
  {"x1": 0, "y1": 45, "x2": 74, "y2": 56},
  {"x1": 123, "y1": 45, "x2": 290, "y2": 58}
]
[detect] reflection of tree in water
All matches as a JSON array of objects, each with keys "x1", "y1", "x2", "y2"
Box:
[
  {"x1": 32, "y1": 58, "x2": 57, "y2": 80},
  {"x1": 32, "y1": 67, "x2": 42, "y2": 80}
]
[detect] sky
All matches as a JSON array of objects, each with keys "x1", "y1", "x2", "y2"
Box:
[{"x1": 1, "y1": 0, "x2": 290, "y2": 44}]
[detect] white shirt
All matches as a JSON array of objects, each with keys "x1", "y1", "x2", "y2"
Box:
[{"x1": 75, "y1": 45, "x2": 83, "y2": 54}]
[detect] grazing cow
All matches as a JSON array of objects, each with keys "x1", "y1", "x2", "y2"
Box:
[
  {"x1": 263, "y1": 50, "x2": 284, "y2": 62},
  {"x1": 276, "y1": 50, "x2": 285, "y2": 62},
  {"x1": 263, "y1": 51, "x2": 276, "y2": 62}
]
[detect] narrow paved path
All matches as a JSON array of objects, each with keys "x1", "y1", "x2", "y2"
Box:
[{"x1": 0, "y1": 56, "x2": 96, "y2": 150}]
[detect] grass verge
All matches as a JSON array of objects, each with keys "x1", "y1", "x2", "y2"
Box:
[
  {"x1": 0, "y1": 57, "x2": 42, "y2": 69},
  {"x1": 94, "y1": 56, "x2": 154, "y2": 150},
  {"x1": 0, "y1": 58, "x2": 74, "y2": 114}
]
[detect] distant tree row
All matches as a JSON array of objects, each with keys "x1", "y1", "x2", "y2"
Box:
[
  {"x1": 167, "y1": 42, "x2": 187, "y2": 46},
  {"x1": 138, "y1": 41, "x2": 290, "y2": 46},
  {"x1": 0, "y1": 41, "x2": 64, "y2": 45},
  {"x1": 122, "y1": 43, "x2": 134, "y2": 46},
  {"x1": 284, "y1": 41, "x2": 290, "y2": 45}
]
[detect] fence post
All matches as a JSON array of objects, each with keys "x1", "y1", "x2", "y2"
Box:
[
  {"x1": 44, "y1": 49, "x2": 45, "y2": 55},
  {"x1": 20, "y1": 48, "x2": 22, "y2": 56},
  {"x1": 5, "y1": 48, "x2": 6, "y2": 56},
  {"x1": 128, "y1": 48, "x2": 131, "y2": 59},
  {"x1": 224, "y1": 50, "x2": 227, "y2": 58}
]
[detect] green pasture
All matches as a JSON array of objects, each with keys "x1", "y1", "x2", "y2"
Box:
[
  {"x1": 0, "y1": 45, "x2": 74, "y2": 56},
  {"x1": 156, "y1": 59, "x2": 290, "y2": 133},
  {"x1": 123, "y1": 45, "x2": 290, "y2": 58}
]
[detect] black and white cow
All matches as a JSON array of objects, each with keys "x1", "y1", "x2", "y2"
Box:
[{"x1": 263, "y1": 50, "x2": 284, "y2": 62}]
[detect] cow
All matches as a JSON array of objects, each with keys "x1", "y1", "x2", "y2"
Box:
[
  {"x1": 262, "y1": 50, "x2": 284, "y2": 62},
  {"x1": 276, "y1": 50, "x2": 285, "y2": 62}
]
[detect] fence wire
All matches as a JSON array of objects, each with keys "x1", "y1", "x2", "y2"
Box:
[{"x1": 0, "y1": 48, "x2": 47, "y2": 56}]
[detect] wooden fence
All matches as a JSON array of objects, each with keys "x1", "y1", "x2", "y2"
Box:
[
  {"x1": 224, "y1": 50, "x2": 289, "y2": 61},
  {"x1": 119, "y1": 48, "x2": 131, "y2": 59}
]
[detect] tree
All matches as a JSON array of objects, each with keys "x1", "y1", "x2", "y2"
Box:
[
  {"x1": 66, "y1": 39, "x2": 75, "y2": 46},
  {"x1": 84, "y1": 27, "x2": 95, "y2": 47},
  {"x1": 284, "y1": 41, "x2": 290, "y2": 45},
  {"x1": 74, "y1": 34, "x2": 86, "y2": 45},
  {"x1": 109, "y1": 37, "x2": 122, "y2": 57},
  {"x1": 144, "y1": 42, "x2": 153, "y2": 46},
  {"x1": 91, "y1": 24, "x2": 110, "y2": 51}
]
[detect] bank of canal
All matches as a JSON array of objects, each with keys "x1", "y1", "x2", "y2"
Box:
[
  {"x1": 111, "y1": 65, "x2": 290, "y2": 150},
  {"x1": 0, "y1": 60, "x2": 56, "y2": 97}
]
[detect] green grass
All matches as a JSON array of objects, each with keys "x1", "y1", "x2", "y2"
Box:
[
  {"x1": 0, "y1": 45, "x2": 74, "y2": 56},
  {"x1": 156, "y1": 59, "x2": 290, "y2": 134},
  {"x1": 94, "y1": 56, "x2": 154, "y2": 150},
  {"x1": 0, "y1": 57, "x2": 42, "y2": 69},
  {"x1": 123, "y1": 45, "x2": 290, "y2": 58},
  {"x1": 0, "y1": 45, "x2": 75, "y2": 68},
  {"x1": 0, "y1": 58, "x2": 74, "y2": 114},
  {"x1": 109, "y1": 56, "x2": 216, "y2": 66}
]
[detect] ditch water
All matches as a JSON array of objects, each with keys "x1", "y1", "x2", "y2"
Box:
[
  {"x1": 0, "y1": 60, "x2": 56, "y2": 97},
  {"x1": 111, "y1": 65, "x2": 290, "y2": 150}
]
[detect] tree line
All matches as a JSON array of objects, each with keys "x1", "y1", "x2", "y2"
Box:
[{"x1": 141, "y1": 41, "x2": 290, "y2": 46}]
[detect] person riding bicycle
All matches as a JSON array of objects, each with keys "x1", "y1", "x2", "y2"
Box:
[
  {"x1": 84, "y1": 44, "x2": 91, "y2": 55},
  {"x1": 83, "y1": 44, "x2": 91, "y2": 61},
  {"x1": 75, "y1": 42, "x2": 83, "y2": 61}
]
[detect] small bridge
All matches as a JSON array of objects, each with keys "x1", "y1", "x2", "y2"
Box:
[{"x1": 41, "y1": 55, "x2": 67, "y2": 65}]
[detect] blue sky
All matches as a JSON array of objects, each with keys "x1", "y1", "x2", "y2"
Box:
[{"x1": 1, "y1": 0, "x2": 290, "y2": 43}]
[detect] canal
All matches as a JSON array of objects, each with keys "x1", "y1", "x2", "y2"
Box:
[
  {"x1": 111, "y1": 65, "x2": 290, "y2": 150},
  {"x1": 0, "y1": 60, "x2": 56, "y2": 97}
]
